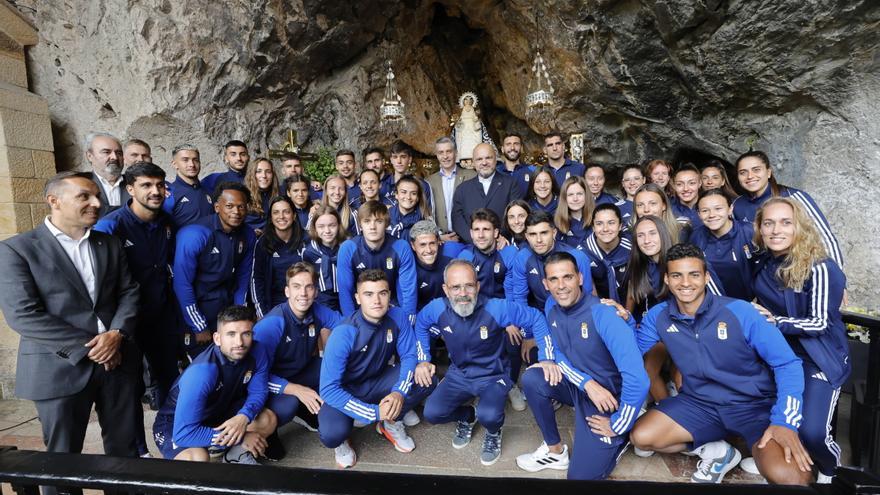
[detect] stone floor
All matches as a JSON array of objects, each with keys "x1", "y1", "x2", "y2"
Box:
[{"x1": 0, "y1": 393, "x2": 854, "y2": 484}]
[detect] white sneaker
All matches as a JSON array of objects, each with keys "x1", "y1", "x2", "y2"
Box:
[
  {"x1": 508, "y1": 385, "x2": 527, "y2": 411},
  {"x1": 334, "y1": 440, "x2": 357, "y2": 468},
  {"x1": 377, "y1": 420, "x2": 415, "y2": 453},
  {"x1": 402, "y1": 409, "x2": 421, "y2": 427},
  {"x1": 633, "y1": 446, "x2": 655, "y2": 457},
  {"x1": 690, "y1": 441, "x2": 741, "y2": 483},
  {"x1": 515, "y1": 442, "x2": 570, "y2": 472},
  {"x1": 739, "y1": 456, "x2": 760, "y2": 474},
  {"x1": 817, "y1": 473, "x2": 833, "y2": 484}
]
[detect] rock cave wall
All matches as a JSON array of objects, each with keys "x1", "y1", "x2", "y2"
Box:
[{"x1": 10, "y1": 0, "x2": 880, "y2": 306}]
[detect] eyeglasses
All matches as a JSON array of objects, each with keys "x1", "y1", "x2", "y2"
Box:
[{"x1": 447, "y1": 284, "x2": 477, "y2": 294}]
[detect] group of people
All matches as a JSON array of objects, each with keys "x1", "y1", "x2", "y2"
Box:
[{"x1": 0, "y1": 129, "x2": 849, "y2": 491}]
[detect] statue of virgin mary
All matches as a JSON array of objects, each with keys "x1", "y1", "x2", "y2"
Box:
[{"x1": 451, "y1": 92, "x2": 496, "y2": 163}]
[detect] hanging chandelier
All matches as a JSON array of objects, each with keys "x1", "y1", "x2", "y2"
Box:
[
  {"x1": 525, "y1": 10, "x2": 556, "y2": 125},
  {"x1": 379, "y1": 59, "x2": 406, "y2": 131}
]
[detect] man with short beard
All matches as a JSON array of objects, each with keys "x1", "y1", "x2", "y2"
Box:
[
  {"x1": 164, "y1": 144, "x2": 215, "y2": 227},
  {"x1": 95, "y1": 162, "x2": 181, "y2": 454},
  {"x1": 543, "y1": 132, "x2": 585, "y2": 188},
  {"x1": 123, "y1": 138, "x2": 152, "y2": 167},
  {"x1": 496, "y1": 133, "x2": 532, "y2": 198},
  {"x1": 84, "y1": 132, "x2": 129, "y2": 217},
  {"x1": 335, "y1": 149, "x2": 361, "y2": 199},
  {"x1": 414, "y1": 260, "x2": 549, "y2": 466},
  {"x1": 202, "y1": 140, "x2": 250, "y2": 193},
  {"x1": 451, "y1": 143, "x2": 520, "y2": 243}
]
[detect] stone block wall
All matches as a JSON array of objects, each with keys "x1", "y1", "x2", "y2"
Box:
[{"x1": 0, "y1": 1, "x2": 56, "y2": 398}]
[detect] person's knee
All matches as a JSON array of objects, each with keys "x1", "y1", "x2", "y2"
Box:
[
  {"x1": 421, "y1": 396, "x2": 447, "y2": 424},
  {"x1": 520, "y1": 367, "x2": 548, "y2": 395},
  {"x1": 629, "y1": 422, "x2": 659, "y2": 451},
  {"x1": 475, "y1": 405, "x2": 504, "y2": 432},
  {"x1": 253, "y1": 408, "x2": 277, "y2": 434},
  {"x1": 318, "y1": 424, "x2": 347, "y2": 448},
  {"x1": 759, "y1": 462, "x2": 812, "y2": 485},
  {"x1": 175, "y1": 448, "x2": 209, "y2": 462}
]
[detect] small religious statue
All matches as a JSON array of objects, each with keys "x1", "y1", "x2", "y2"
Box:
[{"x1": 451, "y1": 92, "x2": 496, "y2": 166}]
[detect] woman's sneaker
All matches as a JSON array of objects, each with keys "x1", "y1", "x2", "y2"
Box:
[
  {"x1": 223, "y1": 444, "x2": 259, "y2": 465},
  {"x1": 335, "y1": 440, "x2": 357, "y2": 468},
  {"x1": 515, "y1": 442, "x2": 569, "y2": 472}
]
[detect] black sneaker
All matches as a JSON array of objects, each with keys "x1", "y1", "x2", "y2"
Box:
[{"x1": 264, "y1": 431, "x2": 287, "y2": 461}]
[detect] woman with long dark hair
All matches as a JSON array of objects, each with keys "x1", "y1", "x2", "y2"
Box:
[
  {"x1": 388, "y1": 175, "x2": 432, "y2": 240},
  {"x1": 284, "y1": 173, "x2": 313, "y2": 239},
  {"x1": 251, "y1": 196, "x2": 304, "y2": 318},
  {"x1": 751, "y1": 197, "x2": 848, "y2": 484},
  {"x1": 503, "y1": 199, "x2": 531, "y2": 250},
  {"x1": 583, "y1": 203, "x2": 632, "y2": 302},
  {"x1": 524, "y1": 166, "x2": 559, "y2": 214},
  {"x1": 244, "y1": 157, "x2": 280, "y2": 233},
  {"x1": 733, "y1": 150, "x2": 842, "y2": 267},
  {"x1": 302, "y1": 206, "x2": 347, "y2": 312},
  {"x1": 700, "y1": 160, "x2": 738, "y2": 199}
]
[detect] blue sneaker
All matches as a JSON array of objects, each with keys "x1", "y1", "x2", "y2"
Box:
[{"x1": 690, "y1": 442, "x2": 742, "y2": 483}]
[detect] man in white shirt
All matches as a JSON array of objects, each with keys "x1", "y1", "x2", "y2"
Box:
[
  {"x1": 426, "y1": 136, "x2": 475, "y2": 242},
  {"x1": 84, "y1": 132, "x2": 129, "y2": 217}
]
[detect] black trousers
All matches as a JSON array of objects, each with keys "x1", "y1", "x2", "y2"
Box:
[{"x1": 33, "y1": 360, "x2": 140, "y2": 495}]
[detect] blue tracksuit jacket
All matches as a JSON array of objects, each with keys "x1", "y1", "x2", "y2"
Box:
[
  {"x1": 510, "y1": 241, "x2": 594, "y2": 310},
  {"x1": 163, "y1": 177, "x2": 215, "y2": 228},
  {"x1": 302, "y1": 240, "x2": 340, "y2": 311},
  {"x1": 582, "y1": 232, "x2": 632, "y2": 303},
  {"x1": 250, "y1": 235, "x2": 305, "y2": 318},
  {"x1": 689, "y1": 221, "x2": 758, "y2": 301},
  {"x1": 201, "y1": 168, "x2": 246, "y2": 195},
  {"x1": 336, "y1": 234, "x2": 417, "y2": 318},
  {"x1": 456, "y1": 245, "x2": 518, "y2": 299}
]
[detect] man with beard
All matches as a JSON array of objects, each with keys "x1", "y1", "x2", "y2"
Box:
[
  {"x1": 83, "y1": 132, "x2": 129, "y2": 217},
  {"x1": 319, "y1": 270, "x2": 436, "y2": 468},
  {"x1": 543, "y1": 132, "x2": 585, "y2": 189},
  {"x1": 164, "y1": 144, "x2": 215, "y2": 227},
  {"x1": 0, "y1": 172, "x2": 140, "y2": 494},
  {"x1": 123, "y1": 138, "x2": 152, "y2": 166},
  {"x1": 173, "y1": 182, "x2": 256, "y2": 358},
  {"x1": 335, "y1": 149, "x2": 361, "y2": 199},
  {"x1": 516, "y1": 252, "x2": 648, "y2": 480},
  {"x1": 455, "y1": 209, "x2": 526, "y2": 411},
  {"x1": 426, "y1": 137, "x2": 475, "y2": 241},
  {"x1": 414, "y1": 260, "x2": 549, "y2": 466},
  {"x1": 510, "y1": 211, "x2": 594, "y2": 311},
  {"x1": 451, "y1": 143, "x2": 520, "y2": 243},
  {"x1": 202, "y1": 140, "x2": 250, "y2": 193},
  {"x1": 153, "y1": 305, "x2": 276, "y2": 464},
  {"x1": 95, "y1": 162, "x2": 181, "y2": 455},
  {"x1": 336, "y1": 201, "x2": 417, "y2": 320},
  {"x1": 496, "y1": 133, "x2": 532, "y2": 198}
]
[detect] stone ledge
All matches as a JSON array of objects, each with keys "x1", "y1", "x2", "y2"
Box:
[
  {"x1": 0, "y1": 52, "x2": 27, "y2": 89},
  {"x1": 0, "y1": 144, "x2": 35, "y2": 178},
  {"x1": 0, "y1": 82, "x2": 50, "y2": 116},
  {"x1": 0, "y1": 108, "x2": 53, "y2": 151}
]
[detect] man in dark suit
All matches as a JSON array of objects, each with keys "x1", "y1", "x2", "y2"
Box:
[
  {"x1": 426, "y1": 136, "x2": 475, "y2": 242},
  {"x1": 0, "y1": 172, "x2": 141, "y2": 495},
  {"x1": 451, "y1": 143, "x2": 520, "y2": 243},
  {"x1": 84, "y1": 132, "x2": 130, "y2": 217}
]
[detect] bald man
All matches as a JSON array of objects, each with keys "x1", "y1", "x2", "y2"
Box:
[{"x1": 451, "y1": 143, "x2": 520, "y2": 243}]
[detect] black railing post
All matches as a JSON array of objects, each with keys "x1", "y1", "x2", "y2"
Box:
[{"x1": 842, "y1": 310, "x2": 880, "y2": 473}]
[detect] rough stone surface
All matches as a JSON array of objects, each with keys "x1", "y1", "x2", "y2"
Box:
[{"x1": 9, "y1": 0, "x2": 880, "y2": 306}]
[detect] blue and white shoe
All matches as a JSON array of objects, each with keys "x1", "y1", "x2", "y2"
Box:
[{"x1": 690, "y1": 441, "x2": 742, "y2": 483}]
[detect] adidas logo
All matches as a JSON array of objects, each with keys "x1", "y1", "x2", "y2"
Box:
[
  {"x1": 420, "y1": 282, "x2": 428, "y2": 288},
  {"x1": 285, "y1": 336, "x2": 292, "y2": 343},
  {"x1": 272, "y1": 252, "x2": 280, "y2": 258},
  {"x1": 180, "y1": 197, "x2": 190, "y2": 203},
  {"x1": 360, "y1": 345, "x2": 369, "y2": 352},
  {"x1": 443, "y1": 326, "x2": 452, "y2": 333},
  {"x1": 666, "y1": 324, "x2": 680, "y2": 333},
  {"x1": 123, "y1": 239, "x2": 134, "y2": 247},
  {"x1": 314, "y1": 258, "x2": 322, "y2": 264},
  {"x1": 497, "y1": 378, "x2": 506, "y2": 386},
  {"x1": 551, "y1": 321, "x2": 557, "y2": 328},
  {"x1": 590, "y1": 261, "x2": 597, "y2": 267},
  {"x1": 600, "y1": 436, "x2": 612, "y2": 445},
  {"x1": 529, "y1": 268, "x2": 539, "y2": 275},
  {"x1": 210, "y1": 247, "x2": 220, "y2": 254},
  {"x1": 811, "y1": 372, "x2": 828, "y2": 382},
  {"x1": 356, "y1": 263, "x2": 366, "y2": 269}
]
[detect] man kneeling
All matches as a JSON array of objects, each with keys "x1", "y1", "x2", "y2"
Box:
[
  {"x1": 629, "y1": 244, "x2": 812, "y2": 484},
  {"x1": 152, "y1": 305, "x2": 276, "y2": 463}
]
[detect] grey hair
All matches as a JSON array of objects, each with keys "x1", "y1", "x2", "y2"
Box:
[
  {"x1": 434, "y1": 136, "x2": 455, "y2": 149},
  {"x1": 442, "y1": 259, "x2": 477, "y2": 284},
  {"x1": 83, "y1": 132, "x2": 120, "y2": 152},
  {"x1": 172, "y1": 143, "x2": 200, "y2": 158},
  {"x1": 409, "y1": 219, "x2": 440, "y2": 243}
]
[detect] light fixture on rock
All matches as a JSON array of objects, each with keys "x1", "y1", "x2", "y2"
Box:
[
  {"x1": 379, "y1": 59, "x2": 406, "y2": 131},
  {"x1": 526, "y1": 9, "x2": 556, "y2": 125}
]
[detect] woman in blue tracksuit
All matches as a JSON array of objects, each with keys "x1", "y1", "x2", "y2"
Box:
[
  {"x1": 283, "y1": 174, "x2": 313, "y2": 240},
  {"x1": 633, "y1": 183, "x2": 690, "y2": 242},
  {"x1": 751, "y1": 197, "x2": 849, "y2": 483},
  {"x1": 618, "y1": 164, "x2": 646, "y2": 226},
  {"x1": 251, "y1": 196, "x2": 304, "y2": 318},
  {"x1": 349, "y1": 169, "x2": 387, "y2": 211},
  {"x1": 690, "y1": 189, "x2": 757, "y2": 301},
  {"x1": 733, "y1": 150, "x2": 843, "y2": 268},
  {"x1": 302, "y1": 206, "x2": 347, "y2": 312},
  {"x1": 244, "y1": 158, "x2": 280, "y2": 233},
  {"x1": 503, "y1": 200, "x2": 531, "y2": 250},
  {"x1": 525, "y1": 167, "x2": 559, "y2": 214},
  {"x1": 583, "y1": 203, "x2": 632, "y2": 303},
  {"x1": 387, "y1": 176, "x2": 431, "y2": 240},
  {"x1": 555, "y1": 176, "x2": 594, "y2": 248}
]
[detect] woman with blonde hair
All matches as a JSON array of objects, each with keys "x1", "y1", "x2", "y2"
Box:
[
  {"x1": 302, "y1": 205, "x2": 347, "y2": 312},
  {"x1": 554, "y1": 175, "x2": 595, "y2": 247},
  {"x1": 751, "y1": 197, "x2": 848, "y2": 484},
  {"x1": 314, "y1": 175, "x2": 359, "y2": 237},
  {"x1": 244, "y1": 157, "x2": 280, "y2": 233},
  {"x1": 632, "y1": 183, "x2": 686, "y2": 242}
]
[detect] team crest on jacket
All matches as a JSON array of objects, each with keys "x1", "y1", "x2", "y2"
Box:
[
  {"x1": 386, "y1": 257, "x2": 394, "y2": 270},
  {"x1": 480, "y1": 326, "x2": 488, "y2": 340},
  {"x1": 581, "y1": 322, "x2": 589, "y2": 339},
  {"x1": 494, "y1": 261, "x2": 501, "y2": 273},
  {"x1": 308, "y1": 324, "x2": 316, "y2": 337},
  {"x1": 243, "y1": 370, "x2": 253, "y2": 384},
  {"x1": 743, "y1": 244, "x2": 752, "y2": 259},
  {"x1": 205, "y1": 194, "x2": 212, "y2": 203},
  {"x1": 717, "y1": 321, "x2": 728, "y2": 340},
  {"x1": 386, "y1": 328, "x2": 394, "y2": 343}
]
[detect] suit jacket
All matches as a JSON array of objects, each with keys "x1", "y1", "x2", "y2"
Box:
[
  {"x1": 0, "y1": 223, "x2": 140, "y2": 400},
  {"x1": 427, "y1": 166, "x2": 476, "y2": 233},
  {"x1": 451, "y1": 173, "x2": 520, "y2": 243},
  {"x1": 88, "y1": 172, "x2": 131, "y2": 218}
]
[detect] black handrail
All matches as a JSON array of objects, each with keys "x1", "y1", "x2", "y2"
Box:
[
  {"x1": 842, "y1": 310, "x2": 880, "y2": 472},
  {"x1": 0, "y1": 447, "x2": 870, "y2": 495}
]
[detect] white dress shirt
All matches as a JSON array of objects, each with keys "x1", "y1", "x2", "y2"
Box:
[
  {"x1": 440, "y1": 166, "x2": 458, "y2": 231},
  {"x1": 478, "y1": 172, "x2": 495, "y2": 195},
  {"x1": 44, "y1": 217, "x2": 106, "y2": 332},
  {"x1": 95, "y1": 174, "x2": 123, "y2": 206}
]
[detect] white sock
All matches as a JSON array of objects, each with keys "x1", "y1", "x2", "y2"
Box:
[{"x1": 689, "y1": 440, "x2": 729, "y2": 460}]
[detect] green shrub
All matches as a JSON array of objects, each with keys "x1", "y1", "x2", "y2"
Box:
[{"x1": 304, "y1": 147, "x2": 336, "y2": 184}]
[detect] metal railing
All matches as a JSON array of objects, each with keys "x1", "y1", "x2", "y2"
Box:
[{"x1": 843, "y1": 310, "x2": 880, "y2": 472}]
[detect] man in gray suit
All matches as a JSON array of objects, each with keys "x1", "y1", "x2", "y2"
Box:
[
  {"x1": 84, "y1": 132, "x2": 130, "y2": 218},
  {"x1": 426, "y1": 136, "x2": 475, "y2": 242},
  {"x1": 0, "y1": 172, "x2": 141, "y2": 494}
]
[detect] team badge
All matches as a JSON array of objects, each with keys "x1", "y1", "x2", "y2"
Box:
[
  {"x1": 581, "y1": 322, "x2": 589, "y2": 339},
  {"x1": 717, "y1": 321, "x2": 728, "y2": 341},
  {"x1": 243, "y1": 370, "x2": 253, "y2": 384},
  {"x1": 480, "y1": 326, "x2": 488, "y2": 340},
  {"x1": 524, "y1": 174, "x2": 530, "y2": 182},
  {"x1": 205, "y1": 194, "x2": 212, "y2": 203},
  {"x1": 494, "y1": 261, "x2": 501, "y2": 274},
  {"x1": 743, "y1": 244, "x2": 752, "y2": 259},
  {"x1": 565, "y1": 172, "x2": 571, "y2": 179},
  {"x1": 308, "y1": 324, "x2": 316, "y2": 337},
  {"x1": 386, "y1": 257, "x2": 394, "y2": 270},
  {"x1": 238, "y1": 241, "x2": 244, "y2": 254},
  {"x1": 386, "y1": 328, "x2": 394, "y2": 343}
]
